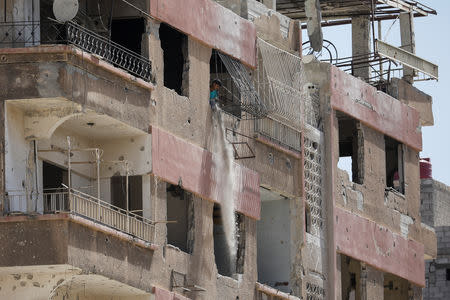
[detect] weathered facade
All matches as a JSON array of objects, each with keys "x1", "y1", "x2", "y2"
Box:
[
  {"x1": 420, "y1": 162, "x2": 450, "y2": 300},
  {"x1": 0, "y1": 0, "x2": 438, "y2": 299}
]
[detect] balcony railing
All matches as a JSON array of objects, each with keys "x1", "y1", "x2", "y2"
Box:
[
  {"x1": 0, "y1": 20, "x2": 153, "y2": 82},
  {"x1": 5, "y1": 188, "x2": 155, "y2": 244},
  {"x1": 254, "y1": 117, "x2": 301, "y2": 153}
]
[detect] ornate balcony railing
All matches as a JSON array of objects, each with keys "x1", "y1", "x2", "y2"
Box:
[
  {"x1": 0, "y1": 20, "x2": 153, "y2": 82},
  {"x1": 5, "y1": 188, "x2": 155, "y2": 244}
]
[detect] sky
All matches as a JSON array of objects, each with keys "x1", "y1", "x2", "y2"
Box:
[{"x1": 305, "y1": 1, "x2": 450, "y2": 185}]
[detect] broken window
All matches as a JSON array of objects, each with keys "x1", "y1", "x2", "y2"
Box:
[
  {"x1": 166, "y1": 184, "x2": 194, "y2": 253},
  {"x1": 337, "y1": 113, "x2": 364, "y2": 184},
  {"x1": 210, "y1": 50, "x2": 266, "y2": 119},
  {"x1": 111, "y1": 175, "x2": 143, "y2": 216},
  {"x1": 213, "y1": 204, "x2": 246, "y2": 276},
  {"x1": 160, "y1": 23, "x2": 189, "y2": 96},
  {"x1": 385, "y1": 136, "x2": 405, "y2": 194}
]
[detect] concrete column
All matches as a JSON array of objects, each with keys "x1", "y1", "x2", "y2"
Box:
[
  {"x1": 361, "y1": 264, "x2": 384, "y2": 300},
  {"x1": 351, "y1": 15, "x2": 371, "y2": 81},
  {"x1": 400, "y1": 12, "x2": 416, "y2": 83}
]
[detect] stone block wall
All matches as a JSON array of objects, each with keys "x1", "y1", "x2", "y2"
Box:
[{"x1": 421, "y1": 178, "x2": 450, "y2": 300}]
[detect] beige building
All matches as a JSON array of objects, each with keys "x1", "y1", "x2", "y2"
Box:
[{"x1": 0, "y1": 0, "x2": 439, "y2": 299}]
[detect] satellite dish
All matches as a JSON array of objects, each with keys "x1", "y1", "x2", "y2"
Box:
[{"x1": 53, "y1": 0, "x2": 79, "y2": 22}]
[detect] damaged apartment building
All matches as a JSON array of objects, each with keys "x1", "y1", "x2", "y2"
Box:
[{"x1": 0, "y1": 0, "x2": 439, "y2": 299}]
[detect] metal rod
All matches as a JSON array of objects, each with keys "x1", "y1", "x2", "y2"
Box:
[
  {"x1": 371, "y1": 0, "x2": 377, "y2": 54},
  {"x1": 34, "y1": 140, "x2": 38, "y2": 212},
  {"x1": 378, "y1": 20, "x2": 383, "y2": 80},
  {"x1": 96, "y1": 149, "x2": 101, "y2": 220},
  {"x1": 126, "y1": 162, "x2": 129, "y2": 232},
  {"x1": 67, "y1": 136, "x2": 72, "y2": 210}
]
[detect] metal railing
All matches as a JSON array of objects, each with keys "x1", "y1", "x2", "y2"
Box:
[
  {"x1": 4, "y1": 190, "x2": 39, "y2": 213},
  {"x1": 6, "y1": 188, "x2": 155, "y2": 244},
  {"x1": 0, "y1": 20, "x2": 153, "y2": 82},
  {"x1": 254, "y1": 117, "x2": 302, "y2": 152}
]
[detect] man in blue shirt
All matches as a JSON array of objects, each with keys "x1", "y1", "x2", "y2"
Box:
[{"x1": 209, "y1": 79, "x2": 222, "y2": 110}]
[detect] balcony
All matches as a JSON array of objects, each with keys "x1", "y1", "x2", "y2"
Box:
[
  {"x1": 5, "y1": 188, "x2": 155, "y2": 244},
  {"x1": 0, "y1": 20, "x2": 153, "y2": 82}
]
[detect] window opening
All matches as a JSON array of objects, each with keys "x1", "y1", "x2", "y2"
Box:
[
  {"x1": 305, "y1": 203, "x2": 312, "y2": 234},
  {"x1": 42, "y1": 161, "x2": 68, "y2": 212},
  {"x1": 210, "y1": 50, "x2": 242, "y2": 118},
  {"x1": 111, "y1": 18, "x2": 145, "y2": 55},
  {"x1": 43, "y1": 161, "x2": 68, "y2": 190},
  {"x1": 213, "y1": 204, "x2": 245, "y2": 276},
  {"x1": 166, "y1": 184, "x2": 194, "y2": 253},
  {"x1": 160, "y1": 23, "x2": 188, "y2": 96},
  {"x1": 337, "y1": 114, "x2": 364, "y2": 184},
  {"x1": 446, "y1": 269, "x2": 450, "y2": 281},
  {"x1": 385, "y1": 136, "x2": 404, "y2": 194},
  {"x1": 111, "y1": 175, "x2": 143, "y2": 216},
  {"x1": 210, "y1": 50, "x2": 267, "y2": 119}
]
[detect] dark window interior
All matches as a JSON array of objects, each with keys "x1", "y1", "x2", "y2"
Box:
[
  {"x1": 213, "y1": 204, "x2": 246, "y2": 276},
  {"x1": 42, "y1": 161, "x2": 68, "y2": 212},
  {"x1": 446, "y1": 269, "x2": 450, "y2": 281},
  {"x1": 111, "y1": 175, "x2": 143, "y2": 215},
  {"x1": 43, "y1": 161, "x2": 67, "y2": 190},
  {"x1": 385, "y1": 136, "x2": 404, "y2": 194},
  {"x1": 111, "y1": 18, "x2": 145, "y2": 55},
  {"x1": 167, "y1": 184, "x2": 193, "y2": 253},
  {"x1": 305, "y1": 204, "x2": 311, "y2": 234},
  {"x1": 159, "y1": 23, "x2": 188, "y2": 96},
  {"x1": 338, "y1": 115, "x2": 364, "y2": 184},
  {"x1": 210, "y1": 50, "x2": 242, "y2": 118}
]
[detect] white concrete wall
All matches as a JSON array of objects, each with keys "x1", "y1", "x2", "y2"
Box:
[
  {"x1": 257, "y1": 199, "x2": 291, "y2": 292},
  {"x1": 98, "y1": 134, "x2": 152, "y2": 178},
  {"x1": 38, "y1": 128, "x2": 93, "y2": 178},
  {"x1": 5, "y1": 104, "x2": 37, "y2": 212}
]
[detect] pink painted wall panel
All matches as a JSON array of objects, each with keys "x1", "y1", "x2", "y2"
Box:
[
  {"x1": 154, "y1": 286, "x2": 174, "y2": 300},
  {"x1": 152, "y1": 126, "x2": 260, "y2": 219},
  {"x1": 335, "y1": 207, "x2": 425, "y2": 286},
  {"x1": 330, "y1": 66, "x2": 422, "y2": 151},
  {"x1": 149, "y1": 0, "x2": 257, "y2": 68}
]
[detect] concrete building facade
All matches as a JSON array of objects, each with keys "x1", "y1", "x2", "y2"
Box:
[
  {"x1": 0, "y1": 0, "x2": 439, "y2": 299},
  {"x1": 421, "y1": 165, "x2": 450, "y2": 300}
]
